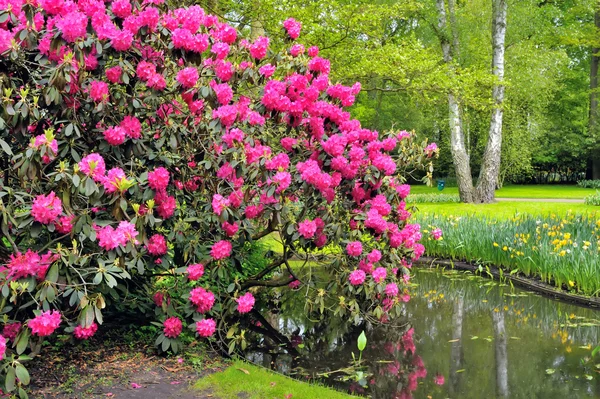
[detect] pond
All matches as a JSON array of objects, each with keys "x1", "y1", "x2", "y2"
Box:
[{"x1": 246, "y1": 267, "x2": 600, "y2": 398}]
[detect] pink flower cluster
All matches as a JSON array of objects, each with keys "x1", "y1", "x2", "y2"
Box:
[
  {"x1": 196, "y1": 318, "x2": 216, "y2": 337},
  {"x1": 29, "y1": 310, "x2": 61, "y2": 337},
  {"x1": 3, "y1": 250, "x2": 56, "y2": 280},
  {"x1": 283, "y1": 18, "x2": 301, "y2": 40},
  {"x1": 189, "y1": 287, "x2": 215, "y2": 313},
  {"x1": 95, "y1": 221, "x2": 139, "y2": 250},
  {"x1": 163, "y1": 317, "x2": 183, "y2": 338},
  {"x1": 187, "y1": 263, "x2": 205, "y2": 281},
  {"x1": 236, "y1": 292, "x2": 255, "y2": 314},
  {"x1": 31, "y1": 192, "x2": 62, "y2": 224},
  {"x1": 146, "y1": 234, "x2": 167, "y2": 256},
  {"x1": 74, "y1": 322, "x2": 98, "y2": 340},
  {"x1": 210, "y1": 240, "x2": 232, "y2": 260}
]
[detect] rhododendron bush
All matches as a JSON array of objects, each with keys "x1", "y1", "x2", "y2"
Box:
[{"x1": 0, "y1": 0, "x2": 437, "y2": 395}]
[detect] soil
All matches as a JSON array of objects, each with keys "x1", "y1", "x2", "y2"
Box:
[{"x1": 27, "y1": 329, "x2": 227, "y2": 399}]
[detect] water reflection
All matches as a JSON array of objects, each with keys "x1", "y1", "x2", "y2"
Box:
[{"x1": 247, "y1": 268, "x2": 600, "y2": 398}]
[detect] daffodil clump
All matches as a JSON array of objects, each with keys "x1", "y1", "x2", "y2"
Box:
[{"x1": 418, "y1": 211, "x2": 600, "y2": 296}]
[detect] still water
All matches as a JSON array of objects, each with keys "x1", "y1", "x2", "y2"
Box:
[{"x1": 247, "y1": 268, "x2": 600, "y2": 398}]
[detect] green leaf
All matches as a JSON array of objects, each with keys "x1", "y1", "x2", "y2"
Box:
[
  {"x1": 0, "y1": 138, "x2": 13, "y2": 156},
  {"x1": 15, "y1": 364, "x2": 30, "y2": 385},
  {"x1": 357, "y1": 331, "x2": 367, "y2": 352},
  {"x1": 5, "y1": 367, "x2": 16, "y2": 392},
  {"x1": 16, "y1": 330, "x2": 30, "y2": 355},
  {"x1": 46, "y1": 263, "x2": 59, "y2": 283}
]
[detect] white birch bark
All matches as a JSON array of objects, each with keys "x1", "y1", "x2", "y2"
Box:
[{"x1": 476, "y1": 0, "x2": 507, "y2": 203}]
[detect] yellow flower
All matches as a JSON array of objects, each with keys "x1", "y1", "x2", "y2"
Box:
[
  {"x1": 493, "y1": 242, "x2": 499, "y2": 247},
  {"x1": 502, "y1": 246, "x2": 508, "y2": 251},
  {"x1": 568, "y1": 281, "x2": 575, "y2": 287}
]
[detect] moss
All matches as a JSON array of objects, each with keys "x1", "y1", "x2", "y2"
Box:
[{"x1": 194, "y1": 360, "x2": 355, "y2": 399}]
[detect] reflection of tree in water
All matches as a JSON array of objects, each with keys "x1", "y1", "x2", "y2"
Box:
[{"x1": 245, "y1": 301, "x2": 430, "y2": 398}]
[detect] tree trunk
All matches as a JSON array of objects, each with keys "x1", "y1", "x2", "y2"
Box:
[
  {"x1": 436, "y1": 0, "x2": 475, "y2": 202},
  {"x1": 590, "y1": 7, "x2": 600, "y2": 179},
  {"x1": 476, "y1": 0, "x2": 507, "y2": 203},
  {"x1": 493, "y1": 310, "x2": 509, "y2": 397}
]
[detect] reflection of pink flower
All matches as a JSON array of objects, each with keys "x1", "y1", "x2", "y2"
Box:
[{"x1": 434, "y1": 373, "x2": 445, "y2": 386}]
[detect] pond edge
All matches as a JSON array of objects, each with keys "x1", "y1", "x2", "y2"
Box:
[{"x1": 414, "y1": 257, "x2": 600, "y2": 309}]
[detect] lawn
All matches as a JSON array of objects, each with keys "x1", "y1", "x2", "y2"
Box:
[
  {"x1": 416, "y1": 202, "x2": 598, "y2": 219},
  {"x1": 410, "y1": 184, "x2": 595, "y2": 199},
  {"x1": 194, "y1": 360, "x2": 354, "y2": 399}
]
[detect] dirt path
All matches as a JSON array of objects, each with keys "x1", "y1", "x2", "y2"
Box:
[
  {"x1": 28, "y1": 332, "x2": 227, "y2": 399},
  {"x1": 495, "y1": 197, "x2": 584, "y2": 203}
]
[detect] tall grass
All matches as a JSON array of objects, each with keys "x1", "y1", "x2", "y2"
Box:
[{"x1": 417, "y1": 211, "x2": 600, "y2": 296}]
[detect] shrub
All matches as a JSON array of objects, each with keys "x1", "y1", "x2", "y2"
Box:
[
  {"x1": 578, "y1": 180, "x2": 600, "y2": 189},
  {"x1": 584, "y1": 191, "x2": 600, "y2": 206},
  {"x1": 0, "y1": 2, "x2": 435, "y2": 395}
]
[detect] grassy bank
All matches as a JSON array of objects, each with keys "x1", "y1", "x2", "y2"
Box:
[
  {"x1": 194, "y1": 360, "x2": 354, "y2": 399},
  {"x1": 411, "y1": 184, "x2": 595, "y2": 199},
  {"x1": 418, "y1": 211, "x2": 600, "y2": 296}
]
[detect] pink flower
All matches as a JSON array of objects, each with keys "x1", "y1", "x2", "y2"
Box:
[
  {"x1": 110, "y1": 29, "x2": 133, "y2": 51},
  {"x1": 29, "y1": 310, "x2": 61, "y2": 337},
  {"x1": 111, "y1": 0, "x2": 132, "y2": 18},
  {"x1": 3, "y1": 323, "x2": 21, "y2": 341},
  {"x1": 298, "y1": 219, "x2": 317, "y2": 239},
  {"x1": 148, "y1": 167, "x2": 170, "y2": 191},
  {"x1": 103, "y1": 126, "x2": 126, "y2": 145},
  {"x1": 89, "y1": 80, "x2": 109, "y2": 103},
  {"x1": 308, "y1": 46, "x2": 319, "y2": 57},
  {"x1": 283, "y1": 18, "x2": 301, "y2": 40},
  {"x1": 236, "y1": 292, "x2": 255, "y2": 314},
  {"x1": 155, "y1": 190, "x2": 176, "y2": 219},
  {"x1": 288, "y1": 279, "x2": 301, "y2": 290},
  {"x1": 281, "y1": 137, "x2": 297, "y2": 151},
  {"x1": 249, "y1": 36, "x2": 269, "y2": 60},
  {"x1": 102, "y1": 167, "x2": 130, "y2": 194},
  {"x1": 349, "y1": 269, "x2": 366, "y2": 286},
  {"x1": 189, "y1": 287, "x2": 215, "y2": 313},
  {"x1": 372, "y1": 267, "x2": 387, "y2": 283},
  {"x1": 259, "y1": 64, "x2": 276, "y2": 78},
  {"x1": 163, "y1": 317, "x2": 183, "y2": 338},
  {"x1": 434, "y1": 373, "x2": 445, "y2": 386},
  {"x1": 385, "y1": 283, "x2": 399, "y2": 297},
  {"x1": 272, "y1": 172, "x2": 291, "y2": 193},
  {"x1": 74, "y1": 322, "x2": 98, "y2": 340},
  {"x1": 424, "y1": 143, "x2": 438, "y2": 157},
  {"x1": 187, "y1": 263, "x2": 205, "y2": 281},
  {"x1": 211, "y1": 194, "x2": 229, "y2": 215},
  {"x1": 367, "y1": 249, "x2": 382, "y2": 263},
  {"x1": 56, "y1": 11, "x2": 88, "y2": 43},
  {"x1": 79, "y1": 153, "x2": 106, "y2": 181},
  {"x1": 396, "y1": 184, "x2": 410, "y2": 199},
  {"x1": 31, "y1": 192, "x2": 62, "y2": 224},
  {"x1": 4, "y1": 250, "x2": 56, "y2": 280},
  {"x1": 221, "y1": 221, "x2": 239, "y2": 237},
  {"x1": 346, "y1": 241, "x2": 363, "y2": 257},
  {"x1": 290, "y1": 44, "x2": 304, "y2": 57},
  {"x1": 106, "y1": 66, "x2": 122, "y2": 83},
  {"x1": 431, "y1": 228, "x2": 443, "y2": 240},
  {"x1": 176, "y1": 67, "x2": 199, "y2": 89},
  {"x1": 210, "y1": 240, "x2": 232, "y2": 260},
  {"x1": 0, "y1": 335, "x2": 5, "y2": 361},
  {"x1": 196, "y1": 318, "x2": 216, "y2": 337},
  {"x1": 136, "y1": 61, "x2": 156, "y2": 81},
  {"x1": 120, "y1": 116, "x2": 142, "y2": 139},
  {"x1": 131, "y1": 383, "x2": 142, "y2": 389},
  {"x1": 55, "y1": 215, "x2": 74, "y2": 234},
  {"x1": 146, "y1": 234, "x2": 167, "y2": 256}
]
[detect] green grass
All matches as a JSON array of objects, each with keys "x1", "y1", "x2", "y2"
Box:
[
  {"x1": 410, "y1": 184, "x2": 595, "y2": 199},
  {"x1": 194, "y1": 360, "x2": 354, "y2": 399},
  {"x1": 416, "y1": 202, "x2": 598, "y2": 219}
]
